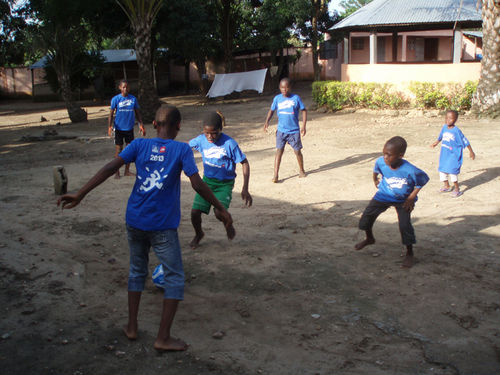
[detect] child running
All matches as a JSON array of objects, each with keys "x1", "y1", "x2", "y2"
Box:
[
  {"x1": 108, "y1": 79, "x2": 145, "y2": 179},
  {"x1": 355, "y1": 136, "x2": 429, "y2": 269},
  {"x1": 58, "y1": 105, "x2": 232, "y2": 351},
  {"x1": 189, "y1": 111, "x2": 252, "y2": 249},
  {"x1": 430, "y1": 110, "x2": 475, "y2": 197},
  {"x1": 263, "y1": 78, "x2": 307, "y2": 182}
]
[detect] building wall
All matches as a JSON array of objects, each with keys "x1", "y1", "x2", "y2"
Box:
[
  {"x1": 341, "y1": 62, "x2": 481, "y2": 94},
  {"x1": 0, "y1": 67, "x2": 32, "y2": 98}
]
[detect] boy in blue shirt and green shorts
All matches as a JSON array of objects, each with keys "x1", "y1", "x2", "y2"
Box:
[{"x1": 189, "y1": 111, "x2": 252, "y2": 249}]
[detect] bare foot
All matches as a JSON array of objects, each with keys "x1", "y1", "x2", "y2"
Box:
[
  {"x1": 299, "y1": 170, "x2": 306, "y2": 178},
  {"x1": 122, "y1": 324, "x2": 137, "y2": 340},
  {"x1": 154, "y1": 337, "x2": 188, "y2": 351},
  {"x1": 189, "y1": 232, "x2": 204, "y2": 249},
  {"x1": 354, "y1": 238, "x2": 375, "y2": 250},
  {"x1": 226, "y1": 224, "x2": 236, "y2": 241},
  {"x1": 114, "y1": 173, "x2": 121, "y2": 180},
  {"x1": 124, "y1": 171, "x2": 135, "y2": 177},
  {"x1": 271, "y1": 176, "x2": 279, "y2": 183},
  {"x1": 400, "y1": 254, "x2": 413, "y2": 269}
]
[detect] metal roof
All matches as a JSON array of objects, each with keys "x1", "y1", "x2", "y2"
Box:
[
  {"x1": 463, "y1": 30, "x2": 483, "y2": 38},
  {"x1": 29, "y1": 49, "x2": 137, "y2": 69},
  {"x1": 331, "y1": 0, "x2": 482, "y2": 30}
]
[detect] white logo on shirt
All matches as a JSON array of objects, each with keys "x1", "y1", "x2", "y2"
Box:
[
  {"x1": 385, "y1": 177, "x2": 408, "y2": 189},
  {"x1": 442, "y1": 132, "x2": 455, "y2": 142},
  {"x1": 203, "y1": 146, "x2": 227, "y2": 159},
  {"x1": 118, "y1": 99, "x2": 134, "y2": 108},
  {"x1": 138, "y1": 167, "x2": 168, "y2": 191},
  {"x1": 277, "y1": 99, "x2": 295, "y2": 114}
]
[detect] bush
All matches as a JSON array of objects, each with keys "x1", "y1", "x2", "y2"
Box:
[
  {"x1": 312, "y1": 80, "x2": 478, "y2": 111},
  {"x1": 312, "y1": 81, "x2": 405, "y2": 111}
]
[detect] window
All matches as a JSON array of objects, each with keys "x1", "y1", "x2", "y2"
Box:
[
  {"x1": 352, "y1": 38, "x2": 364, "y2": 50},
  {"x1": 320, "y1": 41, "x2": 337, "y2": 59}
]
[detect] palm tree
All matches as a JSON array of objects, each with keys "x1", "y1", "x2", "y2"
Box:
[
  {"x1": 471, "y1": 0, "x2": 500, "y2": 118},
  {"x1": 116, "y1": 0, "x2": 163, "y2": 123}
]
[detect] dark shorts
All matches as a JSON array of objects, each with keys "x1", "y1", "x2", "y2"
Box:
[
  {"x1": 359, "y1": 199, "x2": 416, "y2": 246},
  {"x1": 276, "y1": 131, "x2": 302, "y2": 151},
  {"x1": 114, "y1": 129, "x2": 134, "y2": 146},
  {"x1": 192, "y1": 176, "x2": 234, "y2": 214}
]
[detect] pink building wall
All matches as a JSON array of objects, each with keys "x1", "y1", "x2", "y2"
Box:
[
  {"x1": 0, "y1": 67, "x2": 32, "y2": 97},
  {"x1": 341, "y1": 62, "x2": 481, "y2": 94}
]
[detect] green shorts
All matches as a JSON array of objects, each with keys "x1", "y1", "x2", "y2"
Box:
[{"x1": 193, "y1": 176, "x2": 235, "y2": 214}]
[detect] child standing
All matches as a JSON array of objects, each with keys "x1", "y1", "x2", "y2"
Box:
[
  {"x1": 263, "y1": 78, "x2": 307, "y2": 182},
  {"x1": 430, "y1": 110, "x2": 475, "y2": 197},
  {"x1": 355, "y1": 136, "x2": 429, "y2": 269},
  {"x1": 58, "y1": 105, "x2": 232, "y2": 351},
  {"x1": 189, "y1": 111, "x2": 252, "y2": 249},
  {"x1": 108, "y1": 79, "x2": 146, "y2": 179}
]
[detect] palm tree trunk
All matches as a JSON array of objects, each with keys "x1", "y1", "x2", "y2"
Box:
[
  {"x1": 59, "y1": 72, "x2": 87, "y2": 123},
  {"x1": 133, "y1": 20, "x2": 161, "y2": 123},
  {"x1": 471, "y1": 0, "x2": 500, "y2": 118}
]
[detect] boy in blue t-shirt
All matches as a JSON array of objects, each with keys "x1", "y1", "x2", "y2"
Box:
[
  {"x1": 263, "y1": 78, "x2": 307, "y2": 182},
  {"x1": 58, "y1": 105, "x2": 232, "y2": 351},
  {"x1": 355, "y1": 136, "x2": 429, "y2": 269},
  {"x1": 108, "y1": 79, "x2": 146, "y2": 179},
  {"x1": 430, "y1": 110, "x2": 475, "y2": 197},
  {"x1": 189, "y1": 111, "x2": 252, "y2": 249}
]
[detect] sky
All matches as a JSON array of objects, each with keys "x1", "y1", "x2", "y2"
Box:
[{"x1": 328, "y1": 0, "x2": 343, "y2": 13}]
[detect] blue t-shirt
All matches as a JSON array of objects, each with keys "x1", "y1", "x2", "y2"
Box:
[
  {"x1": 373, "y1": 157, "x2": 429, "y2": 203},
  {"x1": 119, "y1": 138, "x2": 198, "y2": 231},
  {"x1": 271, "y1": 93, "x2": 305, "y2": 134},
  {"x1": 189, "y1": 133, "x2": 246, "y2": 181},
  {"x1": 111, "y1": 94, "x2": 139, "y2": 131},
  {"x1": 437, "y1": 125, "x2": 470, "y2": 175}
]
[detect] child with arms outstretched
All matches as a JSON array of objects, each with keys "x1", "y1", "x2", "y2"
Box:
[{"x1": 58, "y1": 105, "x2": 232, "y2": 351}]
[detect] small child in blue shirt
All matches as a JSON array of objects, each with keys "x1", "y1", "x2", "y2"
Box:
[
  {"x1": 189, "y1": 111, "x2": 252, "y2": 249},
  {"x1": 355, "y1": 136, "x2": 429, "y2": 269},
  {"x1": 430, "y1": 110, "x2": 475, "y2": 197},
  {"x1": 263, "y1": 78, "x2": 307, "y2": 182}
]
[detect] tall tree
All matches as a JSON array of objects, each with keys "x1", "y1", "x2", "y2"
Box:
[
  {"x1": 28, "y1": 0, "x2": 94, "y2": 122},
  {"x1": 0, "y1": 0, "x2": 30, "y2": 66},
  {"x1": 471, "y1": 0, "x2": 500, "y2": 118},
  {"x1": 116, "y1": 0, "x2": 163, "y2": 123},
  {"x1": 158, "y1": 0, "x2": 219, "y2": 95},
  {"x1": 338, "y1": 0, "x2": 372, "y2": 17}
]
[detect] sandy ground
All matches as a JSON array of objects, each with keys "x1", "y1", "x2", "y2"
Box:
[{"x1": 1, "y1": 84, "x2": 499, "y2": 375}]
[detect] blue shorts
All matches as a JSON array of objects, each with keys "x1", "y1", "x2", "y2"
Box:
[
  {"x1": 126, "y1": 224, "x2": 184, "y2": 300},
  {"x1": 276, "y1": 131, "x2": 302, "y2": 151}
]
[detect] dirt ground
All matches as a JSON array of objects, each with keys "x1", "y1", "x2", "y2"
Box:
[{"x1": 1, "y1": 83, "x2": 499, "y2": 375}]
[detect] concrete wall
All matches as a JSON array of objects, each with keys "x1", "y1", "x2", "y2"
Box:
[
  {"x1": 341, "y1": 62, "x2": 481, "y2": 94},
  {"x1": 0, "y1": 67, "x2": 32, "y2": 98}
]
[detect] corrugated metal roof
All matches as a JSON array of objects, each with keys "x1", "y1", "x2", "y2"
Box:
[
  {"x1": 331, "y1": 0, "x2": 482, "y2": 30},
  {"x1": 463, "y1": 30, "x2": 483, "y2": 38},
  {"x1": 29, "y1": 49, "x2": 137, "y2": 69}
]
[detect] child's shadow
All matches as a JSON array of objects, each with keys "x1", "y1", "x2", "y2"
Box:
[
  {"x1": 461, "y1": 167, "x2": 500, "y2": 192},
  {"x1": 279, "y1": 152, "x2": 380, "y2": 182},
  {"x1": 307, "y1": 152, "x2": 380, "y2": 176}
]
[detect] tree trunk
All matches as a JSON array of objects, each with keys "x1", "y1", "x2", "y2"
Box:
[
  {"x1": 471, "y1": 0, "x2": 500, "y2": 118},
  {"x1": 312, "y1": 0, "x2": 327, "y2": 82},
  {"x1": 59, "y1": 73, "x2": 87, "y2": 123},
  {"x1": 194, "y1": 58, "x2": 209, "y2": 96},
  {"x1": 184, "y1": 63, "x2": 190, "y2": 94},
  {"x1": 133, "y1": 20, "x2": 161, "y2": 124}
]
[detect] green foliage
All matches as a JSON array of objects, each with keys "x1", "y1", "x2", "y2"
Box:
[
  {"x1": 312, "y1": 81, "x2": 405, "y2": 110},
  {"x1": 339, "y1": 0, "x2": 373, "y2": 17},
  {"x1": 43, "y1": 51, "x2": 106, "y2": 94},
  {"x1": 312, "y1": 81, "x2": 479, "y2": 111},
  {"x1": 407, "y1": 81, "x2": 478, "y2": 110}
]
